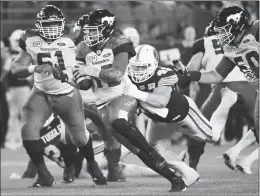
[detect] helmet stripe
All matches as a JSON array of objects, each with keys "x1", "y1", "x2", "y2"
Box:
[{"x1": 136, "y1": 45, "x2": 145, "y2": 60}]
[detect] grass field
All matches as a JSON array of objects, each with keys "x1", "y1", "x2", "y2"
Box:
[{"x1": 1, "y1": 143, "x2": 259, "y2": 196}]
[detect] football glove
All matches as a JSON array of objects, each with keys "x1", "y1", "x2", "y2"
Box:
[{"x1": 52, "y1": 64, "x2": 68, "y2": 83}]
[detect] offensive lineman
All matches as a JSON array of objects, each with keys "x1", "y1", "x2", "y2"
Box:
[
  {"x1": 185, "y1": 21, "x2": 257, "y2": 170},
  {"x1": 171, "y1": 6, "x2": 259, "y2": 144},
  {"x1": 11, "y1": 5, "x2": 106, "y2": 187}
]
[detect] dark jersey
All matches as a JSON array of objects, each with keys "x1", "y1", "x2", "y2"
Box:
[{"x1": 130, "y1": 67, "x2": 189, "y2": 123}]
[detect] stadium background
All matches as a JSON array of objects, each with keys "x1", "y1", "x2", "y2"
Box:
[{"x1": 1, "y1": 1, "x2": 259, "y2": 145}]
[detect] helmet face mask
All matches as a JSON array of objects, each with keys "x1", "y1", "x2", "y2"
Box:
[
  {"x1": 35, "y1": 5, "x2": 65, "y2": 40},
  {"x1": 129, "y1": 60, "x2": 158, "y2": 83},
  {"x1": 83, "y1": 24, "x2": 106, "y2": 47},
  {"x1": 81, "y1": 9, "x2": 116, "y2": 47},
  {"x1": 129, "y1": 45, "x2": 159, "y2": 83},
  {"x1": 214, "y1": 23, "x2": 235, "y2": 46}
]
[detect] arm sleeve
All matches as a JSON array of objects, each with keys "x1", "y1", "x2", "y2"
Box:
[
  {"x1": 215, "y1": 56, "x2": 235, "y2": 78},
  {"x1": 192, "y1": 38, "x2": 205, "y2": 55}
]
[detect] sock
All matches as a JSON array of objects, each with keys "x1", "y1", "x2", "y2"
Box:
[
  {"x1": 59, "y1": 142, "x2": 77, "y2": 167},
  {"x1": 112, "y1": 119, "x2": 154, "y2": 154},
  {"x1": 23, "y1": 140, "x2": 47, "y2": 172},
  {"x1": 137, "y1": 150, "x2": 177, "y2": 183},
  {"x1": 78, "y1": 136, "x2": 94, "y2": 163}
]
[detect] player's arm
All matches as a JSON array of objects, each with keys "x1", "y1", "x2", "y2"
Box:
[
  {"x1": 173, "y1": 56, "x2": 235, "y2": 85},
  {"x1": 187, "y1": 38, "x2": 204, "y2": 71}
]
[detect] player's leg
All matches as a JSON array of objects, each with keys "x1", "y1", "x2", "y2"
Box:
[
  {"x1": 236, "y1": 148, "x2": 259, "y2": 174},
  {"x1": 110, "y1": 95, "x2": 186, "y2": 192},
  {"x1": 85, "y1": 103, "x2": 123, "y2": 182},
  {"x1": 21, "y1": 87, "x2": 54, "y2": 187},
  {"x1": 223, "y1": 129, "x2": 256, "y2": 170},
  {"x1": 186, "y1": 85, "x2": 222, "y2": 170},
  {"x1": 145, "y1": 119, "x2": 200, "y2": 187},
  {"x1": 54, "y1": 89, "x2": 106, "y2": 185}
]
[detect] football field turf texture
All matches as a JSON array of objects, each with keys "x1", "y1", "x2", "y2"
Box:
[{"x1": 1, "y1": 143, "x2": 259, "y2": 196}]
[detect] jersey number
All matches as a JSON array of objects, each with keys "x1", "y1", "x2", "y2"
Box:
[
  {"x1": 37, "y1": 51, "x2": 65, "y2": 70},
  {"x1": 233, "y1": 50, "x2": 259, "y2": 78},
  {"x1": 92, "y1": 64, "x2": 120, "y2": 88},
  {"x1": 212, "y1": 39, "x2": 223, "y2": 55}
]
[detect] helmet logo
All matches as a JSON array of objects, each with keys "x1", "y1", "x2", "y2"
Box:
[
  {"x1": 226, "y1": 11, "x2": 243, "y2": 23},
  {"x1": 101, "y1": 16, "x2": 115, "y2": 26}
]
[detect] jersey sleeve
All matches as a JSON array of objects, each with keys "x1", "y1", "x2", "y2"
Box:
[
  {"x1": 192, "y1": 38, "x2": 205, "y2": 55},
  {"x1": 112, "y1": 36, "x2": 136, "y2": 58},
  {"x1": 215, "y1": 56, "x2": 235, "y2": 78},
  {"x1": 157, "y1": 69, "x2": 179, "y2": 87},
  {"x1": 76, "y1": 41, "x2": 88, "y2": 63}
]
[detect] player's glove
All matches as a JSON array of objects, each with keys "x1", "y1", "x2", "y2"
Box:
[
  {"x1": 52, "y1": 64, "x2": 68, "y2": 83},
  {"x1": 171, "y1": 60, "x2": 201, "y2": 89}
]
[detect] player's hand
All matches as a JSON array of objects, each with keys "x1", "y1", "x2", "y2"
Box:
[
  {"x1": 34, "y1": 64, "x2": 54, "y2": 76},
  {"x1": 72, "y1": 62, "x2": 87, "y2": 80},
  {"x1": 171, "y1": 60, "x2": 188, "y2": 76},
  {"x1": 52, "y1": 64, "x2": 68, "y2": 83}
]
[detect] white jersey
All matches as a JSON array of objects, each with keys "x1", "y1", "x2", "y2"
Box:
[
  {"x1": 19, "y1": 26, "x2": 82, "y2": 94},
  {"x1": 76, "y1": 34, "x2": 136, "y2": 106},
  {"x1": 193, "y1": 36, "x2": 247, "y2": 82}
]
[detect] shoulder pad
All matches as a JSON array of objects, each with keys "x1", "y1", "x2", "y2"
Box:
[
  {"x1": 156, "y1": 67, "x2": 178, "y2": 87},
  {"x1": 21, "y1": 28, "x2": 40, "y2": 42},
  {"x1": 109, "y1": 34, "x2": 132, "y2": 49}
]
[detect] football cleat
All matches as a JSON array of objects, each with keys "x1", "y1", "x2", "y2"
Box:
[
  {"x1": 236, "y1": 159, "x2": 253, "y2": 175},
  {"x1": 169, "y1": 176, "x2": 187, "y2": 192},
  {"x1": 87, "y1": 160, "x2": 107, "y2": 185},
  {"x1": 223, "y1": 153, "x2": 236, "y2": 170},
  {"x1": 61, "y1": 165, "x2": 75, "y2": 183},
  {"x1": 28, "y1": 170, "x2": 56, "y2": 188}
]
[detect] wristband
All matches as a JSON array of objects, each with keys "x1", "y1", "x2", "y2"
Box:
[
  {"x1": 133, "y1": 91, "x2": 149, "y2": 102},
  {"x1": 84, "y1": 66, "x2": 101, "y2": 78},
  {"x1": 189, "y1": 71, "x2": 201, "y2": 81},
  {"x1": 28, "y1": 65, "x2": 36, "y2": 73}
]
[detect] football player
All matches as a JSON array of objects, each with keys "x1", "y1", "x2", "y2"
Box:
[
  {"x1": 184, "y1": 20, "x2": 257, "y2": 171},
  {"x1": 171, "y1": 6, "x2": 259, "y2": 143},
  {"x1": 70, "y1": 9, "x2": 187, "y2": 192},
  {"x1": 11, "y1": 5, "x2": 106, "y2": 187}
]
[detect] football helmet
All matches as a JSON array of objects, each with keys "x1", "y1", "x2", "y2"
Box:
[
  {"x1": 129, "y1": 44, "x2": 159, "y2": 83},
  {"x1": 81, "y1": 9, "x2": 116, "y2": 47},
  {"x1": 122, "y1": 27, "x2": 140, "y2": 47},
  {"x1": 214, "y1": 6, "x2": 249, "y2": 46},
  {"x1": 204, "y1": 21, "x2": 217, "y2": 37},
  {"x1": 9, "y1": 29, "x2": 23, "y2": 52},
  {"x1": 35, "y1": 5, "x2": 65, "y2": 40}
]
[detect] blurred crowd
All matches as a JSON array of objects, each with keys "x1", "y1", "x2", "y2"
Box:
[{"x1": 1, "y1": 1, "x2": 259, "y2": 149}]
